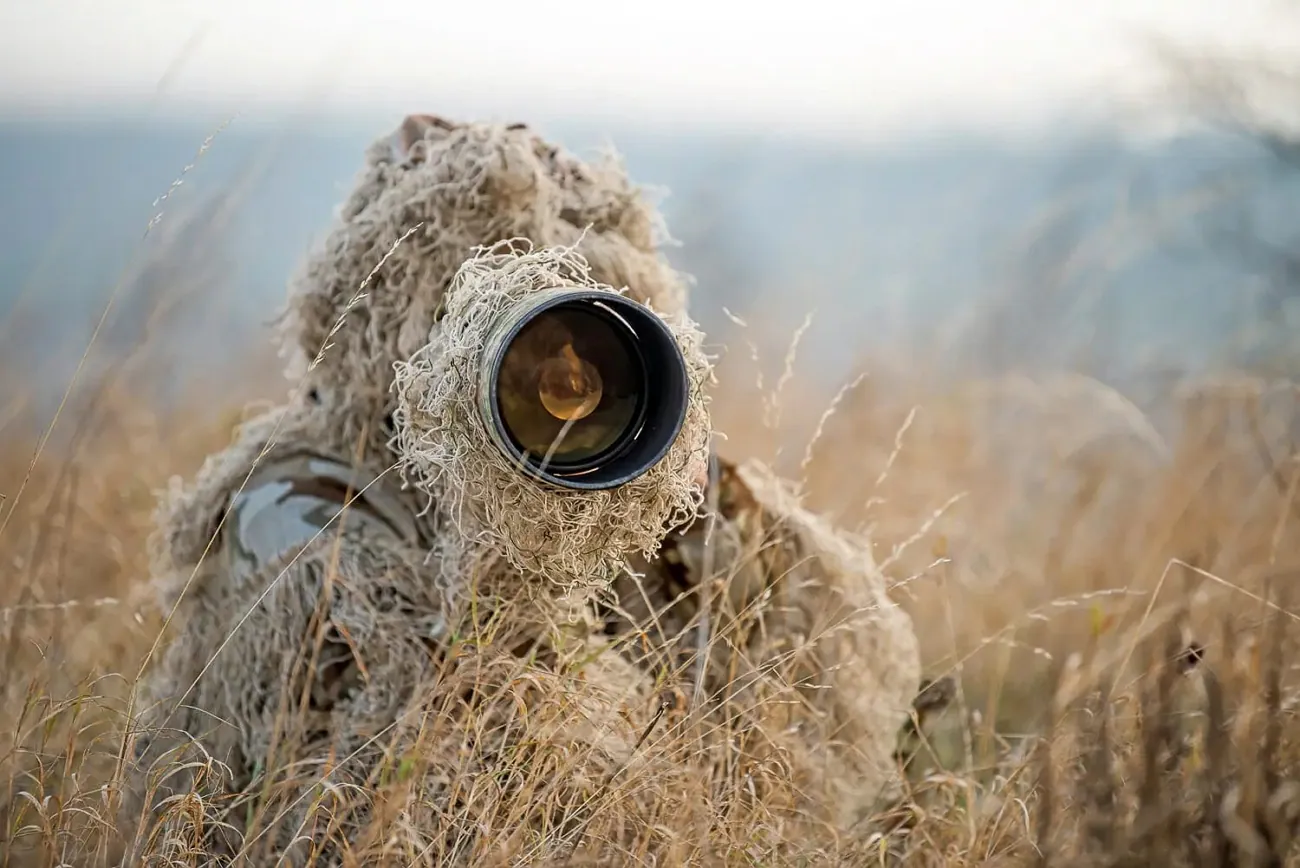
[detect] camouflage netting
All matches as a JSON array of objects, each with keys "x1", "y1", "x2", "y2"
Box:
[
  {"x1": 391, "y1": 241, "x2": 712, "y2": 587},
  {"x1": 277, "y1": 114, "x2": 689, "y2": 459},
  {"x1": 124, "y1": 114, "x2": 922, "y2": 865}
]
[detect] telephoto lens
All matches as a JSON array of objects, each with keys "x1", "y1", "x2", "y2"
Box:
[{"x1": 478, "y1": 288, "x2": 690, "y2": 490}]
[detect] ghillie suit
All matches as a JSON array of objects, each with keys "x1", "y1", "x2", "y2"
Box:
[{"x1": 122, "y1": 116, "x2": 921, "y2": 866}]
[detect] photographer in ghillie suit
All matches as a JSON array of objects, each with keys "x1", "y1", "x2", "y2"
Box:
[{"x1": 123, "y1": 115, "x2": 922, "y2": 866}]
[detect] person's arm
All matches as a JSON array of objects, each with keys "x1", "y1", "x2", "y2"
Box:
[
  {"x1": 662, "y1": 456, "x2": 924, "y2": 825},
  {"x1": 124, "y1": 438, "x2": 449, "y2": 855}
]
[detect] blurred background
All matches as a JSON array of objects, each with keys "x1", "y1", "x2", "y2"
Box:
[
  {"x1": 5, "y1": 1, "x2": 1300, "y2": 401},
  {"x1": 6, "y1": 0, "x2": 1300, "y2": 719}
]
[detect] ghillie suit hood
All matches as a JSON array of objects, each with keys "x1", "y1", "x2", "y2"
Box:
[{"x1": 278, "y1": 115, "x2": 690, "y2": 459}]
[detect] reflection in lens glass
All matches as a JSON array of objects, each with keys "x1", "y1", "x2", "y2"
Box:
[
  {"x1": 538, "y1": 343, "x2": 603, "y2": 422},
  {"x1": 496, "y1": 305, "x2": 642, "y2": 468}
]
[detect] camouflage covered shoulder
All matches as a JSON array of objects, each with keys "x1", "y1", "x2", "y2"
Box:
[{"x1": 146, "y1": 400, "x2": 422, "y2": 612}]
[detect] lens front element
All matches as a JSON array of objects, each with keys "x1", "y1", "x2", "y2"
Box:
[
  {"x1": 481, "y1": 288, "x2": 691, "y2": 491},
  {"x1": 537, "y1": 343, "x2": 602, "y2": 422},
  {"x1": 495, "y1": 304, "x2": 645, "y2": 471}
]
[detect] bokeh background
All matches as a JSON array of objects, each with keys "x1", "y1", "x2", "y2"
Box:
[{"x1": 6, "y1": 1, "x2": 1300, "y2": 403}]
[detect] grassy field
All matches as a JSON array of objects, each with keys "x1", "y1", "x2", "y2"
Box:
[{"x1": 4, "y1": 211, "x2": 1300, "y2": 865}]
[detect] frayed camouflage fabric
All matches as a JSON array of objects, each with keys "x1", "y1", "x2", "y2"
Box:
[{"x1": 123, "y1": 114, "x2": 923, "y2": 865}]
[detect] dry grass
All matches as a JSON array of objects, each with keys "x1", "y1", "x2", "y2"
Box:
[
  {"x1": 7, "y1": 321, "x2": 1300, "y2": 866},
  {"x1": 7, "y1": 172, "x2": 1300, "y2": 867}
]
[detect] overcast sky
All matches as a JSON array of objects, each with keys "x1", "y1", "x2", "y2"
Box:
[{"x1": 1, "y1": 0, "x2": 1296, "y2": 136}]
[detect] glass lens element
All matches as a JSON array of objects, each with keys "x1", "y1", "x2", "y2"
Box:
[{"x1": 496, "y1": 305, "x2": 642, "y2": 468}]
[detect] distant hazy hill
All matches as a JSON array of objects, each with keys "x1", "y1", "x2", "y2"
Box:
[{"x1": 1, "y1": 113, "x2": 1297, "y2": 393}]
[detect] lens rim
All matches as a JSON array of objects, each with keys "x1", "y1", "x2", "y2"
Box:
[{"x1": 479, "y1": 288, "x2": 691, "y2": 491}]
